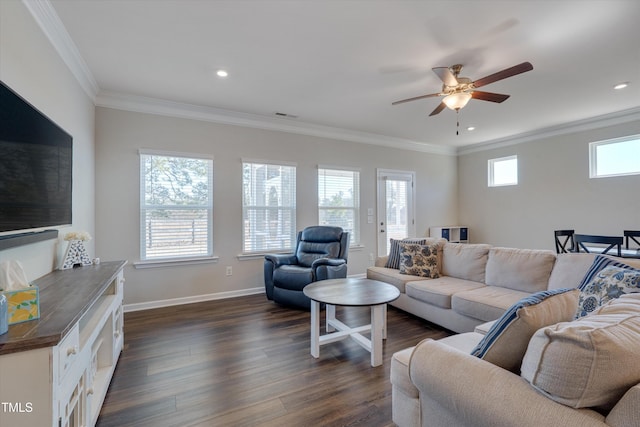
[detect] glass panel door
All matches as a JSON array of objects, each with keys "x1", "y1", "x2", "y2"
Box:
[{"x1": 376, "y1": 169, "x2": 415, "y2": 256}]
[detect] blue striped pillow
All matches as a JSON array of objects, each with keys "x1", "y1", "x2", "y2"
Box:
[
  {"x1": 385, "y1": 238, "x2": 427, "y2": 269},
  {"x1": 471, "y1": 288, "x2": 579, "y2": 372}
]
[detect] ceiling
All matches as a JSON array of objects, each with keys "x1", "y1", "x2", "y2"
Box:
[{"x1": 47, "y1": 0, "x2": 640, "y2": 152}]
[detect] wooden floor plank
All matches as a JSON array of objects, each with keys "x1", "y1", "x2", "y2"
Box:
[{"x1": 97, "y1": 294, "x2": 451, "y2": 427}]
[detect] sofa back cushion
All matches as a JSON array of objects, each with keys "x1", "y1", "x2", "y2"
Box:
[
  {"x1": 485, "y1": 247, "x2": 556, "y2": 293},
  {"x1": 521, "y1": 293, "x2": 640, "y2": 411},
  {"x1": 442, "y1": 243, "x2": 491, "y2": 282},
  {"x1": 547, "y1": 253, "x2": 596, "y2": 290}
]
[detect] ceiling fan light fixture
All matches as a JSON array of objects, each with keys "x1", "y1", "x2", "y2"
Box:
[{"x1": 443, "y1": 92, "x2": 472, "y2": 110}]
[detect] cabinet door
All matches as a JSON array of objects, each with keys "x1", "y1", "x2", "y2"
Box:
[{"x1": 59, "y1": 374, "x2": 85, "y2": 427}]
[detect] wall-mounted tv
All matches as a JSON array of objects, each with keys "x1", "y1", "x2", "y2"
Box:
[{"x1": 0, "y1": 80, "x2": 73, "y2": 233}]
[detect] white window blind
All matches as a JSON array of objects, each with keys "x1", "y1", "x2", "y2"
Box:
[
  {"x1": 140, "y1": 151, "x2": 213, "y2": 260},
  {"x1": 488, "y1": 155, "x2": 518, "y2": 187},
  {"x1": 318, "y1": 167, "x2": 360, "y2": 246},
  {"x1": 242, "y1": 161, "x2": 296, "y2": 253}
]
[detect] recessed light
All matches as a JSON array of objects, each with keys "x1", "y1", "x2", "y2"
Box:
[
  {"x1": 216, "y1": 69, "x2": 228, "y2": 78},
  {"x1": 614, "y1": 82, "x2": 629, "y2": 90},
  {"x1": 467, "y1": 126, "x2": 475, "y2": 131}
]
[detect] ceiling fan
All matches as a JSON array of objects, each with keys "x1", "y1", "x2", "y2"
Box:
[{"x1": 392, "y1": 61, "x2": 533, "y2": 116}]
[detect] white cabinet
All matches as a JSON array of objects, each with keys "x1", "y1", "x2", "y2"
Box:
[
  {"x1": 430, "y1": 226, "x2": 469, "y2": 243},
  {"x1": 0, "y1": 261, "x2": 125, "y2": 427}
]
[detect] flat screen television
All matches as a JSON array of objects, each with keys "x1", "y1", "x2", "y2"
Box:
[{"x1": 0, "y1": 80, "x2": 73, "y2": 233}]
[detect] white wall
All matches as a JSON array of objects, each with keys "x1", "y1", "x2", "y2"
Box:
[
  {"x1": 95, "y1": 107, "x2": 458, "y2": 306},
  {"x1": 0, "y1": 1, "x2": 95, "y2": 281},
  {"x1": 458, "y1": 120, "x2": 640, "y2": 250}
]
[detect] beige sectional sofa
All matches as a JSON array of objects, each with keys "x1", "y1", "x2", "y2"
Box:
[
  {"x1": 374, "y1": 239, "x2": 640, "y2": 427},
  {"x1": 367, "y1": 239, "x2": 591, "y2": 333}
]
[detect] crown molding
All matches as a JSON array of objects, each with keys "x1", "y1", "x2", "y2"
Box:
[
  {"x1": 22, "y1": 0, "x2": 99, "y2": 100},
  {"x1": 457, "y1": 106, "x2": 640, "y2": 155},
  {"x1": 95, "y1": 91, "x2": 457, "y2": 156}
]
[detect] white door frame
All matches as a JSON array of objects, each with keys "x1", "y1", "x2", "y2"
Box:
[{"x1": 376, "y1": 169, "x2": 416, "y2": 256}]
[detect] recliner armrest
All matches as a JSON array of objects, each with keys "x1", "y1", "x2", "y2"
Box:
[
  {"x1": 311, "y1": 258, "x2": 346, "y2": 268},
  {"x1": 264, "y1": 253, "x2": 297, "y2": 268}
]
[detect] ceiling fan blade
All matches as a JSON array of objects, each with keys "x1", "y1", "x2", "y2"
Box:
[
  {"x1": 429, "y1": 102, "x2": 447, "y2": 116},
  {"x1": 471, "y1": 91, "x2": 510, "y2": 103},
  {"x1": 432, "y1": 67, "x2": 459, "y2": 86},
  {"x1": 392, "y1": 92, "x2": 440, "y2": 105},
  {"x1": 472, "y1": 61, "x2": 533, "y2": 88}
]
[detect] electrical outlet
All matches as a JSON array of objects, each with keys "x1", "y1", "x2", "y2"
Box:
[{"x1": 226, "y1": 266, "x2": 232, "y2": 276}]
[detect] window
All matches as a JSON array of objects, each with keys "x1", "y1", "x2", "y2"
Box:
[
  {"x1": 318, "y1": 167, "x2": 360, "y2": 246},
  {"x1": 242, "y1": 160, "x2": 296, "y2": 253},
  {"x1": 590, "y1": 135, "x2": 640, "y2": 178},
  {"x1": 140, "y1": 150, "x2": 213, "y2": 260},
  {"x1": 488, "y1": 155, "x2": 518, "y2": 187}
]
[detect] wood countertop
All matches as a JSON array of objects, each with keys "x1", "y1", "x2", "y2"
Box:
[{"x1": 0, "y1": 261, "x2": 126, "y2": 355}]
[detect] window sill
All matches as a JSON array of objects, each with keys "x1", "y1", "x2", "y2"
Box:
[
  {"x1": 134, "y1": 256, "x2": 219, "y2": 269},
  {"x1": 238, "y1": 245, "x2": 363, "y2": 261},
  {"x1": 237, "y1": 251, "x2": 290, "y2": 261}
]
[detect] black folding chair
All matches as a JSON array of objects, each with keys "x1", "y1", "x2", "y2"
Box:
[
  {"x1": 554, "y1": 229, "x2": 575, "y2": 254},
  {"x1": 574, "y1": 234, "x2": 623, "y2": 257}
]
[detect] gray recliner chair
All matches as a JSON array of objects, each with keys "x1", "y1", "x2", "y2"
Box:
[{"x1": 264, "y1": 226, "x2": 349, "y2": 310}]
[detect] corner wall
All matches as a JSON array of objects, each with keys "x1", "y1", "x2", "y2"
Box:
[
  {"x1": 0, "y1": 1, "x2": 95, "y2": 280},
  {"x1": 458, "y1": 120, "x2": 640, "y2": 250}
]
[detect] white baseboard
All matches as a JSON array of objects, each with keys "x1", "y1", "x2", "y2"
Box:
[
  {"x1": 123, "y1": 273, "x2": 367, "y2": 313},
  {"x1": 123, "y1": 287, "x2": 265, "y2": 312}
]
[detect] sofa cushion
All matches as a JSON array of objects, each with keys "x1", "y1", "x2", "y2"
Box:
[
  {"x1": 521, "y1": 293, "x2": 640, "y2": 411},
  {"x1": 470, "y1": 288, "x2": 579, "y2": 373},
  {"x1": 406, "y1": 277, "x2": 485, "y2": 309},
  {"x1": 485, "y1": 247, "x2": 556, "y2": 293},
  {"x1": 575, "y1": 264, "x2": 640, "y2": 318},
  {"x1": 452, "y1": 286, "x2": 530, "y2": 322},
  {"x1": 441, "y1": 243, "x2": 491, "y2": 282},
  {"x1": 399, "y1": 242, "x2": 440, "y2": 278},
  {"x1": 547, "y1": 253, "x2": 596, "y2": 290},
  {"x1": 366, "y1": 266, "x2": 420, "y2": 293}
]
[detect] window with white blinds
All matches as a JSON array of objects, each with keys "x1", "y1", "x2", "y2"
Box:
[
  {"x1": 242, "y1": 160, "x2": 296, "y2": 254},
  {"x1": 140, "y1": 150, "x2": 213, "y2": 260},
  {"x1": 318, "y1": 167, "x2": 360, "y2": 246}
]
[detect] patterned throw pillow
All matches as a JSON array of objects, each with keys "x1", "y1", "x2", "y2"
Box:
[
  {"x1": 399, "y1": 243, "x2": 439, "y2": 278},
  {"x1": 577, "y1": 254, "x2": 635, "y2": 289},
  {"x1": 575, "y1": 265, "x2": 640, "y2": 318},
  {"x1": 385, "y1": 238, "x2": 427, "y2": 269}
]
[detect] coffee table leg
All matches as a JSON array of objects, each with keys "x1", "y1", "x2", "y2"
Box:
[
  {"x1": 371, "y1": 304, "x2": 384, "y2": 366},
  {"x1": 326, "y1": 303, "x2": 336, "y2": 332},
  {"x1": 310, "y1": 300, "x2": 320, "y2": 358},
  {"x1": 383, "y1": 304, "x2": 388, "y2": 339}
]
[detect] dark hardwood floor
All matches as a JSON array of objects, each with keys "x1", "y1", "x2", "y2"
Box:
[{"x1": 97, "y1": 294, "x2": 451, "y2": 427}]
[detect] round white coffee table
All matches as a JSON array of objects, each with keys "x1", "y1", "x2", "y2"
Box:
[{"x1": 303, "y1": 278, "x2": 400, "y2": 367}]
